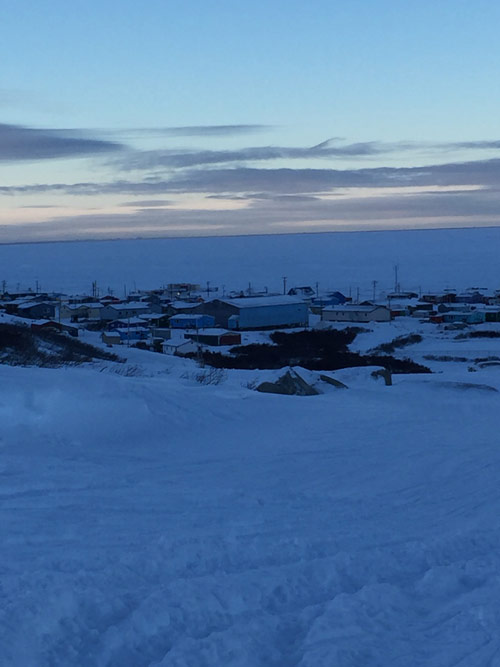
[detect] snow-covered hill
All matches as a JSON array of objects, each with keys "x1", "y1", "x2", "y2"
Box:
[{"x1": 2, "y1": 333, "x2": 500, "y2": 665}]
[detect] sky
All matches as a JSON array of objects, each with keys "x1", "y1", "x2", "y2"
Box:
[{"x1": 1, "y1": 0, "x2": 500, "y2": 242}]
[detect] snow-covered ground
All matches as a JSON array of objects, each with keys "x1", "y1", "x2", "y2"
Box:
[{"x1": 3, "y1": 320, "x2": 500, "y2": 665}]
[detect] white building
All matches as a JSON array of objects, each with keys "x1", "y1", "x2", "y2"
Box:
[{"x1": 322, "y1": 305, "x2": 391, "y2": 323}]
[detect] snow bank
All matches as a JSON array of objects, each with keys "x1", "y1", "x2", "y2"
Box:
[{"x1": 2, "y1": 351, "x2": 500, "y2": 664}]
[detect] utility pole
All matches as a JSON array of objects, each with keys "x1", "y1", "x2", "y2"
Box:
[
  {"x1": 282, "y1": 276, "x2": 287, "y2": 295},
  {"x1": 206, "y1": 281, "x2": 210, "y2": 298},
  {"x1": 372, "y1": 280, "x2": 378, "y2": 302},
  {"x1": 394, "y1": 264, "x2": 399, "y2": 293}
]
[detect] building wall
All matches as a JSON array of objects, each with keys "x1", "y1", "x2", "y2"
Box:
[
  {"x1": 322, "y1": 307, "x2": 391, "y2": 323},
  {"x1": 236, "y1": 303, "x2": 308, "y2": 329},
  {"x1": 192, "y1": 301, "x2": 237, "y2": 326},
  {"x1": 194, "y1": 299, "x2": 308, "y2": 329},
  {"x1": 100, "y1": 305, "x2": 150, "y2": 320},
  {"x1": 19, "y1": 303, "x2": 56, "y2": 319},
  {"x1": 170, "y1": 314, "x2": 215, "y2": 329}
]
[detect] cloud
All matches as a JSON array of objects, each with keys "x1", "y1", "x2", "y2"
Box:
[
  {"x1": 2, "y1": 157, "x2": 500, "y2": 199},
  {"x1": 112, "y1": 136, "x2": 500, "y2": 172},
  {"x1": 119, "y1": 199, "x2": 173, "y2": 208},
  {"x1": 3, "y1": 185, "x2": 500, "y2": 244},
  {"x1": 442, "y1": 140, "x2": 500, "y2": 151},
  {"x1": 143, "y1": 124, "x2": 272, "y2": 137},
  {"x1": 105, "y1": 125, "x2": 273, "y2": 140},
  {"x1": 114, "y1": 140, "x2": 392, "y2": 171},
  {"x1": 0, "y1": 123, "x2": 124, "y2": 161}
]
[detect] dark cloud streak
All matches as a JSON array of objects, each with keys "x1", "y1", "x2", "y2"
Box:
[
  {"x1": 0, "y1": 123, "x2": 124, "y2": 161},
  {"x1": 2, "y1": 158, "x2": 500, "y2": 198}
]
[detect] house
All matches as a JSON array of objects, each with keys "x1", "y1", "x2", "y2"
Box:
[
  {"x1": 108, "y1": 317, "x2": 151, "y2": 331},
  {"x1": 194, "y1": 295, "x2": 309, "y2": 330},
  {"x1": 310, "y1": 292, "x2": 348, "y2": 314},
  {"x1": 100, "y1": 302, "x2": 152, "y2": 321},
  {"x1": 16, "y1": 301, "x2": 57, "y2": 320},
  {"x1": 421, "y1": 292, "x2": 456, "y2": 304},
  {"x1": 99, "y1": 295, "x2": 123, "y2": 305},
  {"x1": 413, "y1": 308, "x2": 436, "y2": 319},
  {"x1": 184, "y1": 328, "x2": 242, "y2": 346},
  {"x1": 321, "y1": 305, "x2": 391, "y2": 323},
  {"x1": 455, "y1": 290, "x2": 489, "y2": 304},
  {"x1": 30, "y1": 320, "x2": 63, "y2": 333},
  {"x1": 101, "y1": 327, "x2": 150, "y2": 344},
  {"x1": 150, "y1": 327, "x2": 172, "y2": 341},
  {"x1": 4, "y1": 297, "x2": 40, "y2": 315},
  {"x1": 30, "y1": 320, "x2": 79, "y2": 337},
  {"x1": 389, "y1": 304, "x2": 409, "y2": 317},
  {"x1": 478, "y1": 306, "x2": 500, "y2": 322},
  {"x1": 60, "y1": 303, "x2": 89, "y2": 321},
  {"x1": 60, "y1": 302, "x2": 104, "y2": 321},
  {"x1": 163, "y1": 340, "x2": 197, "y2": 356},
  {"x1": 442, "y1": 310, "x2": 486, "y2": 324},
  {"x1": 169, "y1": 313, "x2": 215, "y2": 329}
]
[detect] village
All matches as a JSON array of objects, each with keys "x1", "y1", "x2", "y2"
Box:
[{"x1": 2, "y1": 279, "x2": 500, "y2": 359}]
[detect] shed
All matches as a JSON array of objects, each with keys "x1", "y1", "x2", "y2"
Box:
[{"x1": 101, "y1": 331, "x2": 122, "y2": 345}]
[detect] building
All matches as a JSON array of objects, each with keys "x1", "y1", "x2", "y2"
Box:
[
  {"x1": 100, "y1": 302, "x2": 152, "y2": 321},
  {"x1": 60, "y1": 302, "x2": 103, "y2": 321},
  {"x1": 169, "y1": 313, "x2": 215, "y2": 329},
  {"x1": 163, "y1": 340, "x2": 197, "y2": 356},
  {"x1": 30, "y1": 320, "x2": 78, "y2": 337},
  {"x1": 442, "y1": 310, "x2": 485, "y2": 324},
  {"x1": 195, "y1": 295, "x2": 309, "y2": 330},
  {"x1": 108, "y1": 317, "x2": 151, "y2": 331},
  {"x1": 184, "y1": 328, "x2": 241, "y2": 346},
  {"x1": 16, "y1": 301, "x2": 57, "y2": 320},
  {"x1": 102, "y1": 327, "x2": 150, "y2": 344},
  {"x1": 322, "y1": 305, "x2": 391, "y2": 323}
]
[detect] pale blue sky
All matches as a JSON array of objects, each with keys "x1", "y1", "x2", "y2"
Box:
[{"x1": 1, "y1": 0, "x2": 500, "y2": 241}]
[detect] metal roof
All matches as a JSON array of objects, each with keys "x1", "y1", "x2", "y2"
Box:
[{"x1": 216, "y1": 295, "x2": 306, "y2": 308}]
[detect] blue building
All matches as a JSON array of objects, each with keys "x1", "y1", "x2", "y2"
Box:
[
  {"x1": 169, "y1": 313, "x2": 215, "y2": 329},
  {"x1": 196, "y1": 296, "x2": 309, "y2": 330}
]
